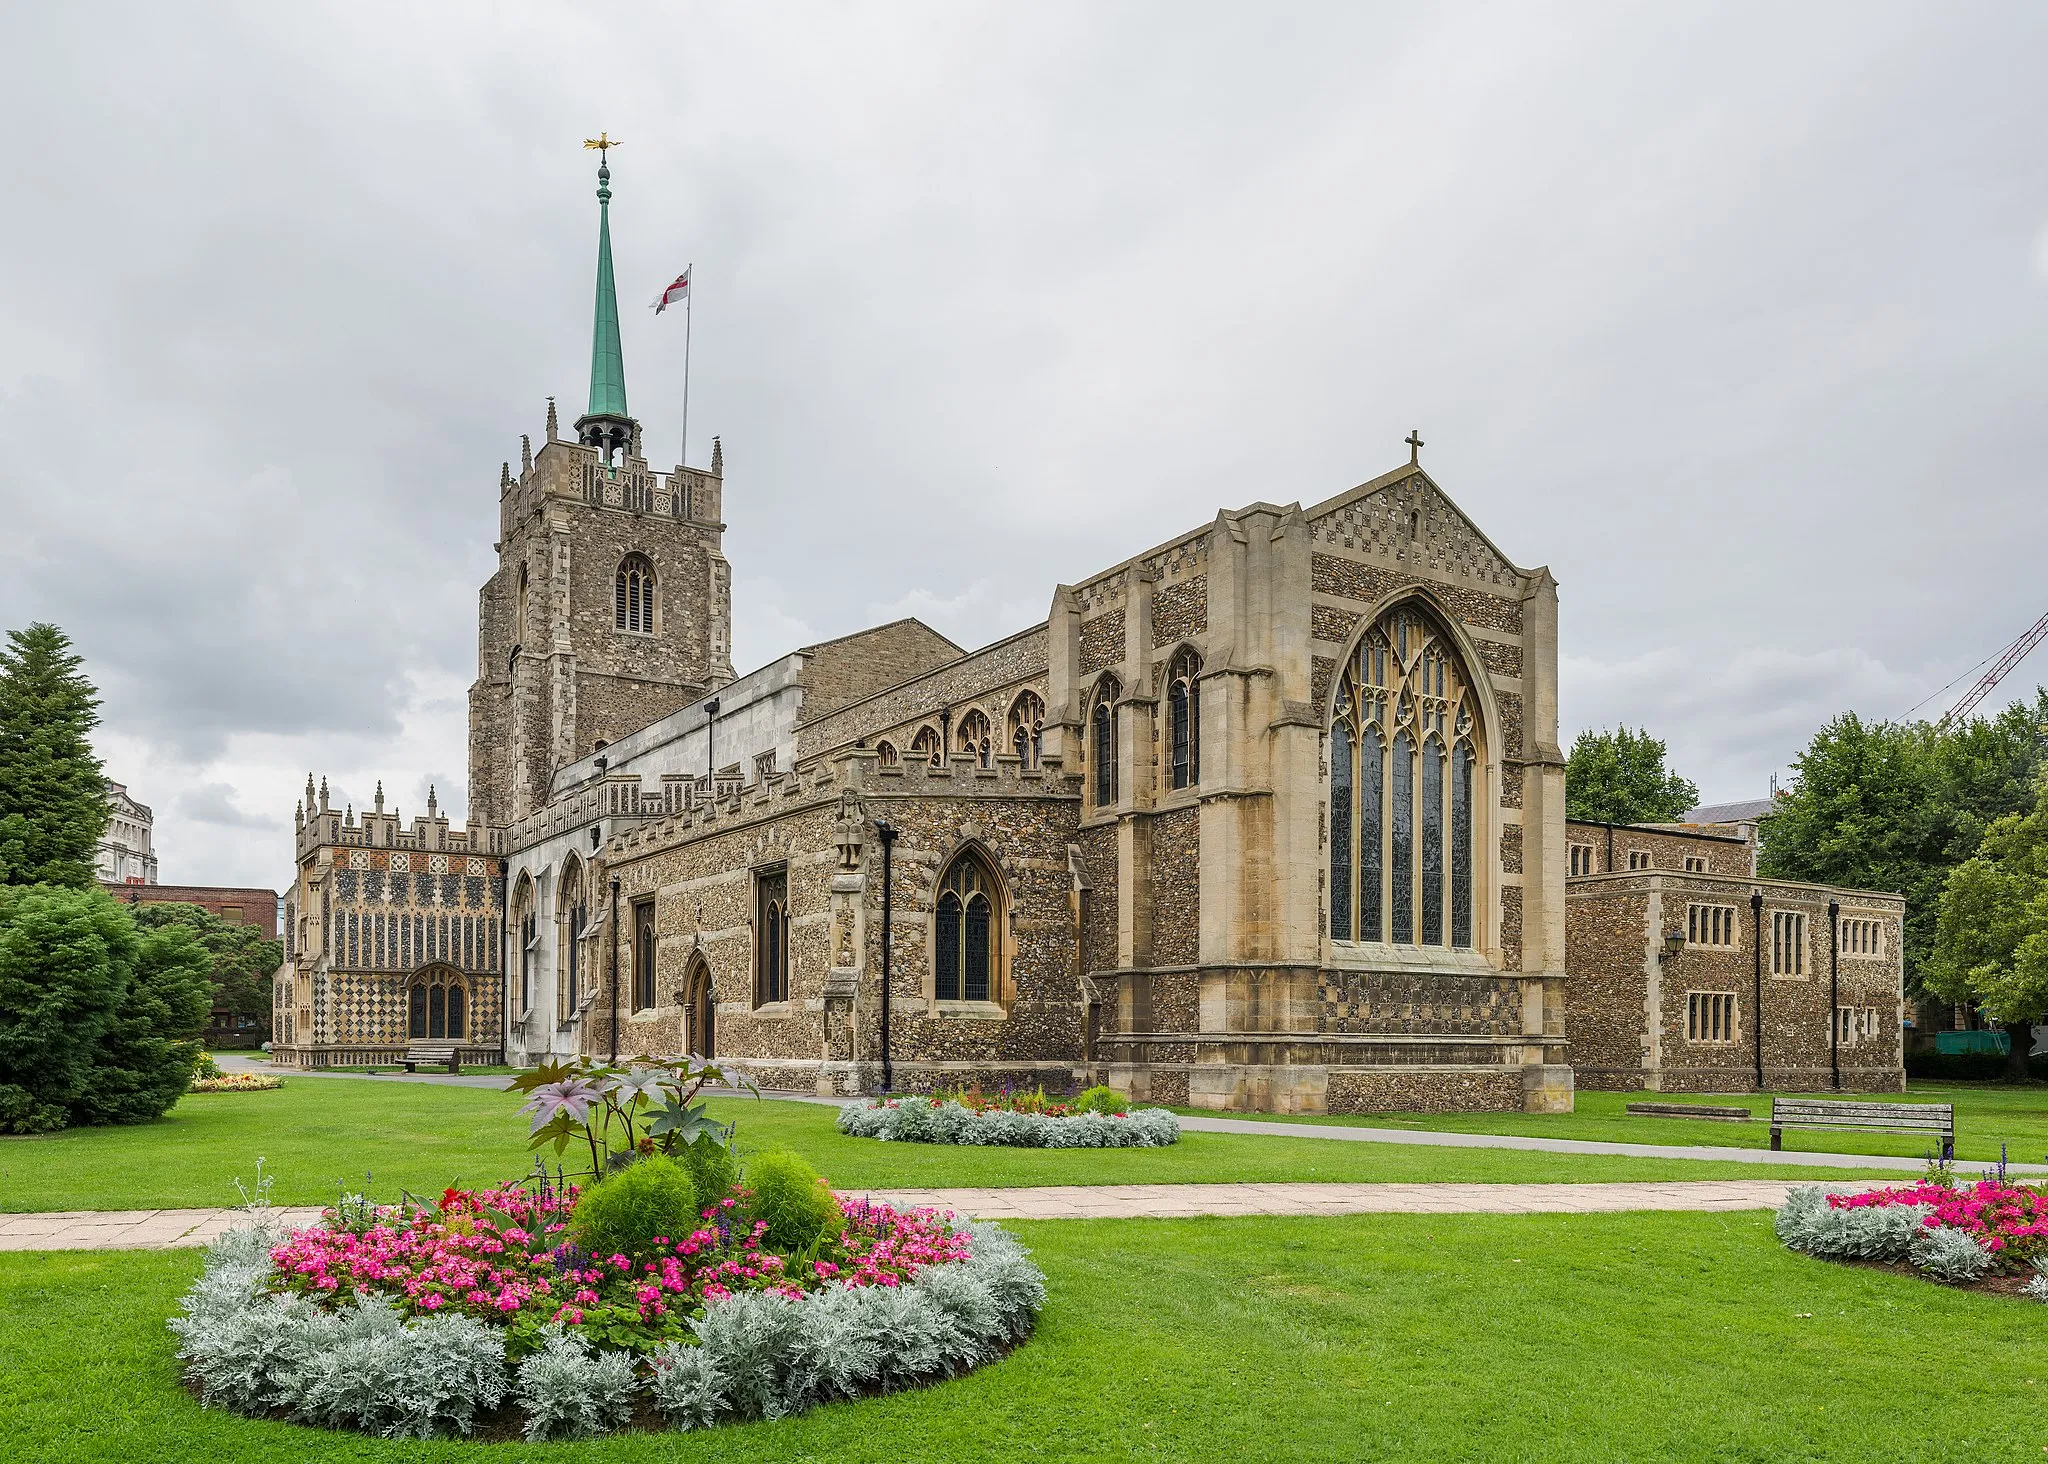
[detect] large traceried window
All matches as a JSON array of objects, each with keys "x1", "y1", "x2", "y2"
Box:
[
  {"x1": 1008, "y1": 690, "x2": 1044, "y2": 768},
  {"x1": 408, "y1": 967, "x2": 467, "y2": 1041},
  {"x1": 934, "y1": 848, "x2": 1002, "y2": 1002},
  {"x1": 1091, "y1": 675, "x2": 1121, "y2": 809},
  {"x1": 615, "y1": 553, "x2": 656, "y2": 634},
  {"x1": 910, "y1": 725, "x2": 942, "y2": 768},
  {"x1": 1166, "y1": 647, "x2": 1201, "y2": 790},
  {"x1": 1328, "y1": 604, "x2": 1482, "y2": 949}
]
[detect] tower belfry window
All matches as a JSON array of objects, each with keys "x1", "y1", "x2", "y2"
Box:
[{"x1": 615, "y1": 554, "x2": 656, "y2": 634}]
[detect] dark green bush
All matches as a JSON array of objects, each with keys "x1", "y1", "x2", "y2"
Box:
[
  {"x1": 743, "y1": 1149, "x2": 843, "y2": 1253},
  {"x1": 570, "y1": 1155, "x2": 697, "y2": 1260},
  {"x1": 1073, "y1": 1084, "x2": 1130, "y2": 1116},
  {"x1": 678, "y1": 1135, "x2": 737, "y2": 1209},
  {"x1": 1904, "y1": 1050, "x2": 2048, "y2": 1083}
]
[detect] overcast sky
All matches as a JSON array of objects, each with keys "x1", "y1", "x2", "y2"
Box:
[{"x1": 3, "y1": 2, "x2": 2044, "y2": 890}]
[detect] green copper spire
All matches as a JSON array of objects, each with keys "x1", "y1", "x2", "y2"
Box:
[{"x1": 586, "y1": 153, "x2": 629, "y2": 420}]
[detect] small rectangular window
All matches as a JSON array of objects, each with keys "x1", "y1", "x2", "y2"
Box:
[
  {"x1": 1771, "y1": 910, "x2": 1807, "y2": 977},
  {"x1": 1686, "y1": 903, "x2": 1736, "y2": 948},
  {"x1": 1568, "y1": 843, "x2": 1594, "y2": 878},
  {"x1": 1840, "y1": 916, "x2": 1882, "y2": 958},
  {"x1": 1683, "y1": 856, "x2": 1707, "y2": 873},
  {"x1": 1627, "y1": 850, "x2": 1652, "y2": 871},
  {"x1": 1686, "y1": 991, "x2": 1737, "y2": 1044}
]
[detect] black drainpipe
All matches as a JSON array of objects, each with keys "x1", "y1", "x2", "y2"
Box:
[
  {"x1": 497, "y1": 863, "x2": 509, "y2": 1065},
  {"x1": 876, "y1": 819, "x2": 897, "y2": 1094},
  {"x1": 608, "y1": 876, "x2": 621, "y2": 1062},
  {"x1": 1828, "y1": 898, "x2": 1841, "y2": 1091},
  {"x1": 1750, "y1": 889, "x2": 1765, "y2": 1090},
  {"x1": 1606, "y1": 824, "x2": 1615, "y2": 872},
  {"x1": 704, "y1": 699, "x2": 720, "y2": 789}
]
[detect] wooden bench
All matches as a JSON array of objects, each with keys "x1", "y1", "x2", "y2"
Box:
[
  {"x1": 1626, "y1": 1102, "x2": 1753, "y2": 1122},
  {"x1": 401, "y1": 1042, "x2": 461, "y2": 1075},
  {"x1": 1769, "y1": 1098, "x2": 1953, "y2": 1158}
]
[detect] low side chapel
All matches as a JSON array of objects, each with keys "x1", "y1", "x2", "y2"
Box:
[{"x1": 281, "y1": 154, "x2": 1585, "y2": 1112}]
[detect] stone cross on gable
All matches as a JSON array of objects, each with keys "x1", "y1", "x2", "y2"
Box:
[{"x1": 1406, "y1": 429, "x2": 1424, "y2": 465}]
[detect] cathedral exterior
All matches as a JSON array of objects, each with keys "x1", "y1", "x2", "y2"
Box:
[{"x1": 274, "y1": 157, "x2": 1906, "y2": 1106}]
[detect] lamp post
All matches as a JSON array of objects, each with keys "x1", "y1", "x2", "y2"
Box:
[
  {"x1": 875, "y1": 819, "x2": 897, "y2": 1094},
  {"x1": 1750, "y1": 890, "x2": 1765, "y2": 1091}
]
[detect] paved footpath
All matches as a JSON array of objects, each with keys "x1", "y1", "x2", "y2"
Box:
[
  {"x1": 215, "y1": 1059, "x2": 2043, "y2": 1175},
  {"x1": 1, "y1": 1181, "x2": 1829, "y2": 1251}
]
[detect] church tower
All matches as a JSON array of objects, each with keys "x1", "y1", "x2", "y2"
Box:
[{"x1": 467, "y1": 146, "x2": 735, "y2": 829}]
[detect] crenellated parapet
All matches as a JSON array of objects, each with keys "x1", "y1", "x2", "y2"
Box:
[{"x1": 293, "y1": 775, "x2": 505, "y2": 860}]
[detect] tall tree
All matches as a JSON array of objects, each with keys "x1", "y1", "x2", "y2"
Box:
[
  {"x1": 1563, "y1": 727, "x2": 1700, "y2": 825},
  {"x1": 129, "y1": 901, "x2": 283, "y2": 1034},
  {"x1": 1926, "y1": 775, "x2": 2048, "y2": 1080},
  {"x1": 1761, "y1": 694, "x2": 2048, "y2": 997},
  {"x1": 0, "y1": 884, "x2": 210, "y2": 1132},
  {"x1": 0, "y1": 624, "x2": 108, "y2": 888}
]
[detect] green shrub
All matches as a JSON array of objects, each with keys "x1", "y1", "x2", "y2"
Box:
[
  {"x1": 569, "y1": 1156, "x2": 697, "y2": 1261},
  {"x1": 1072, "y1": 1085, "x2": 1129, "y2": 1116},
  {"x1": 678, "y1": 1135, "x2": 737, "y2": 1211},
  {"x1": 743, "y1": 1149, "x2": 843, "y2": 1253},
  {"x1": 195, "y1": 1053, "x2": 225, "y2": 1081}
]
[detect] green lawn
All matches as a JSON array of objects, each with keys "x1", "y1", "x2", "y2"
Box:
[
  {"x1": 0, "y1": 1081, "x2": 1909, "y2": 1213},
  {"x1": 5, "y1": 1211, "x2": 2044, "y2": 1462},
  {"x1": 1186, "y1": 1083, "x2": 2048, "y2": 1164}
]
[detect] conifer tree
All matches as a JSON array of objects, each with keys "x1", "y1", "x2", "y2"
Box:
[{"x1": 0, "y1": 624, "x2": 108, "y2": 888}]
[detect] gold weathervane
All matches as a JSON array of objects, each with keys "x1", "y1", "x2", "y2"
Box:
[{"x1": 583, "y1": 133, "x2": 621, "y2": 161}]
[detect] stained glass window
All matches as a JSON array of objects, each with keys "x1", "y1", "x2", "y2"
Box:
[
  {"x1": 936, "y1": 892, "x2": 961, "y2": 1000},
  {"x1": 936, "y1": 851, "x2": 1002, "y2": 1002},
  {"x1": 964, "y1": 894, "x2": 991, "y2": 1001},
  {"x1": 1329, "y1": 605, "x2": 1481, "y2": 952}
]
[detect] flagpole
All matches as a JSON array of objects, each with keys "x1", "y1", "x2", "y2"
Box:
[{"x1": 680, "y1": 263, "x2": 693, "y2": 469}]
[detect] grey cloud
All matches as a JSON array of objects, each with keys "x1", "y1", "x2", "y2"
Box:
[{"x1": 4, "y1": 1, "x2": 2046, "y2": 890}]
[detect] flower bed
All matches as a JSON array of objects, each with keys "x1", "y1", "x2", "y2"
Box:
[
  {"x1": 168, "y1": 1055, "x2": 1045, "y2": 1440},
  {"x1": 189, "y1": 1073, "x2": 283, "y2": 1093},
  {"x1": 172, "y1": 1185, "x2": 1043, "y2": 1439},
  {"x1": 838, "y1": 1096, "x2": 1181, "y2": 1148},
  {"x1": 1776, "y1": 1177, "x2": 2048, "y2": 1298}
]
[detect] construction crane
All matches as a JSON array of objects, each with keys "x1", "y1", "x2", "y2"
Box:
[{"x1": 1940, "y1": 611, "x2": 2048, "y2": 726}]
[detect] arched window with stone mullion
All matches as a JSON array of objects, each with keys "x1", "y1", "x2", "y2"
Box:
[
  {"x1": 1090, "y1": 675, "x2": 1121, "y2": 810},
  {"x1": 1328, "y1": 606, "x2": 1481, "y2": 952}
]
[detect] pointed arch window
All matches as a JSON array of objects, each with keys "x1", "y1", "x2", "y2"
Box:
[
  {"x1": 1007, "y1": 690, "x2": 1045, "y2": 768},
  {"x1": 1328, "y1": 607, "x2": 1483, "y2": 950},
  {"x1": 407, "y1": 968, "x2": 468, "y2": 1041},
  {"x1": 557, "y1": 858, "x2": 586, "y2": 1020},
  {"x1": 754, "y1": 866, "x2": 788, "y2": 1005},
  {"x1": 956, "y1": 708, "x2": 993, "y2": 768},
  {"x1": 875, "y1": 740, "x2": 899, "y2": 769},
  {"x1": 910, "y1": 725, "x2": 942, "y2": 768},
  {"x1": 1091, "y1": 675, "x2": 1121, "y2": 809},
  {"x1": 1166, "y1": 647, "x2": 1201, "y2": 790},
  {"x1": 684, "y1": 957, "x2": 715, "y2": 1057},
  {"x1": 934, "y1": 849, "x2": 1001, "y2": 1002},
  {"x1": 615, "y1": 553, "x2": 656, "y2": 634},
  {"x1": 516, "y1": 563, "x2": 530, "y2": 641},
  {"x1": 511, "y1": 875, "x2": 536, "y2": 1016}
]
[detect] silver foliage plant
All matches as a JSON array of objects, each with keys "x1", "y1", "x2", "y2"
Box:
[
  {"x1": 2021, "y1": 1257, "x2": 2048, "y2": 1304},
  {"x1": 1773, "y1": 1187, "x2": 1928, "y2": 1263},
  {"x1": 648, "y1": 1220, "x2": 1044, "y2": 1429},
  {"x1": 1908, "y1": 1224, "x2": 1997, "y2": 1284},
  {"x1": 514, "y1": 1330, "x2": 639, "y2": 1442},
  {"x1": 837, "y1": 1097, "x2": 1181, "y2": 1148},
  {"x1": 168, "y1": 1225, "x2": 508, "y2": 1438},
  {"x1": 1775, "y1": 1186, "x2": 1997, "y2": 1284},
  {"x1": 171, "y1": 1216, "x2": 1046, "y2": 1441}
]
